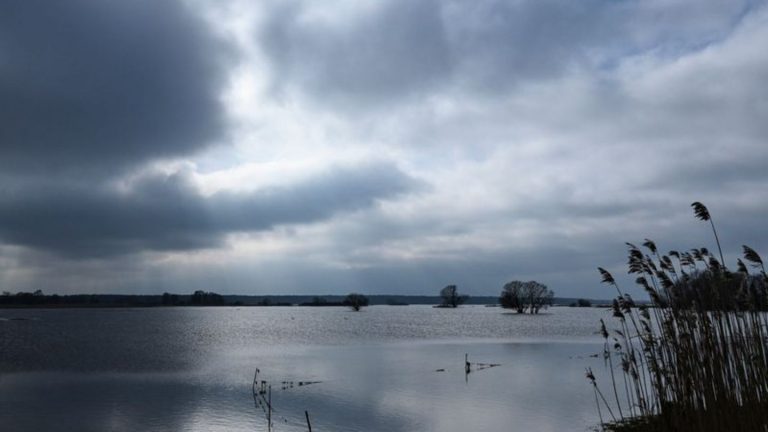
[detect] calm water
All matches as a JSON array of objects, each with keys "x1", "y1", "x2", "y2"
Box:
[{"x1": 0, "y1": 306, "x2": 612, "y2": 431}]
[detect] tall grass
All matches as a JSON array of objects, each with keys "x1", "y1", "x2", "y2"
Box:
[{"x1": 591, "y1": 203, "x2": 768, "y2": 431}]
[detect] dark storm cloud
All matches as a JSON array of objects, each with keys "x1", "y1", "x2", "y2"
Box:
[
  {"x1": 0, "y1": 0, "x2": 228, "y2": 174},
  {"x1": 0, "y1": 162, "x2": 422, "y2": 257}
]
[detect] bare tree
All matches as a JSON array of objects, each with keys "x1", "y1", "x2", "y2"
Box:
[
  {"x1": 343, "y1": 293, "x2": 369, "y2": 311},
  {"x1": 524, "y1": 281, "x2": 554, "y2": 313},
  {"x1": 499, "y1": 281, "x2": 526, "y2": 313},
  {"x1": 440, "y1": 285, "x2": 468, "y2": 308},
  {"x1": 500, "y1": 281, "x2": 554, "y2": 313}
]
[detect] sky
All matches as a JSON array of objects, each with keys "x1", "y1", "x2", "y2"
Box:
[{"x1": 1, "y1": 0, "x2": 767, "y2": 298}]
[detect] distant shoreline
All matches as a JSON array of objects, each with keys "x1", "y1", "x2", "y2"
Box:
[{"x1": 0, "y1": 293, "x2": 608, "y2": 308}]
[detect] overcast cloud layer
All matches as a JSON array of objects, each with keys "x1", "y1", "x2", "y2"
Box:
[{"x1": 1, "y1": 0, "x2": 766, "y2": 298}]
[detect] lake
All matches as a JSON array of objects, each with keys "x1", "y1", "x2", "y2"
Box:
[{"x1": 0, "y1": 305, "x2": 612, "y2": 431}]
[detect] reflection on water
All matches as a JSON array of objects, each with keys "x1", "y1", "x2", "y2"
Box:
[{"x1": 0, "y1": 306, "x2": 610, "y2": 431}]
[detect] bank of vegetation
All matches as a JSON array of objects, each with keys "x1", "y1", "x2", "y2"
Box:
[{"x1": 590, "y1": 202, "x2": 768, "y2": 431}]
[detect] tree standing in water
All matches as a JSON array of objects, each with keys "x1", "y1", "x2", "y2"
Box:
[
  {"x1": 500, "y1": 280, "x2": 554, "y2": 313},
  {"x1": 440, "y1": 285, "x2": 468, "y2": 308},
  {"x1": 343, "y1": 293, "x2": 369, "y2": 311}
]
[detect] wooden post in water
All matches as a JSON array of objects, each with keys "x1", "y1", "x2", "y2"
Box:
[
  {"x1": 268, "y1": 385, "x2": 272, "y2": 430},
  {"x1": 305, "y1": 410, "x2": 312, "y2": 431}
]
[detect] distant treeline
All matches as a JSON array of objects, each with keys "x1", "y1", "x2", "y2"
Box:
[
  {"x1": 0, "y1": 290, "x2": 605, "y2": 308},
  {"x1": 0, "y1": 290, "x2": 232, "y2": 307}
]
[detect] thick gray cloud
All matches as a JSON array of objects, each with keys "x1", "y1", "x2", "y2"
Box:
[
  {"x1": 442, "y1": 0, "x2": 619, "y2": 87},
  {"x1": 261, "y1": 0, "x2": 452, "y2": 105},
  {"x1": 0, "y1": 162, "x2": 420, "y2": 257},
  {"x1": 0, "y1": 0, "x2": 228, "y2": 174},
  {"x1": 258, "y1": 0, "x2": 752, "y2": 106}
]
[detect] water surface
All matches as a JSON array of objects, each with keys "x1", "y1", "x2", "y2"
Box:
[{"x1": 1, "y1": 306, "x2": 611, "y2": 431}]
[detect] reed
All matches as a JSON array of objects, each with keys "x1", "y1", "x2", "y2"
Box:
[{"x1": 591, "y1": 202, "x2": 768, "y2": 431}]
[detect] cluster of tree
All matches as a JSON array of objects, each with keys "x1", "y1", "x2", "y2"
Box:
[
  {"x1": 297, "y1": 294, "x2": 370, "y2": 311},
  {"x1": 385, "y1": 298, "x2": 409, "y2": 306},
  {"x1": 189, "y1": 290, "x2": 225, "y2": 306},
  {"x1": 570, "y1": 298, "x2": 592, "y2": 307},
  {"x1": 0, "y1": 290, "x2": 100, "y2": 306},
  {"x1": 161, "y1": 293, "x2": 181, "y2": 306},
  {"x1": 499, "y1": 280, "x2": 554, "y2": 314},
  {"x1": 255, "y1": 297, "x2": 292, "y2": 306},
  {"x1": 299, "y1": 296, "x2": 337, "y2": 306},
  {"x1": 434, "y1": 283, "x2": 556, "y2": 312}
]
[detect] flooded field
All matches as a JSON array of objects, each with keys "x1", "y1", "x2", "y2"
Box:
[{"x1": 1, "y1": 306, "x2": 609, "y2": 431}]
